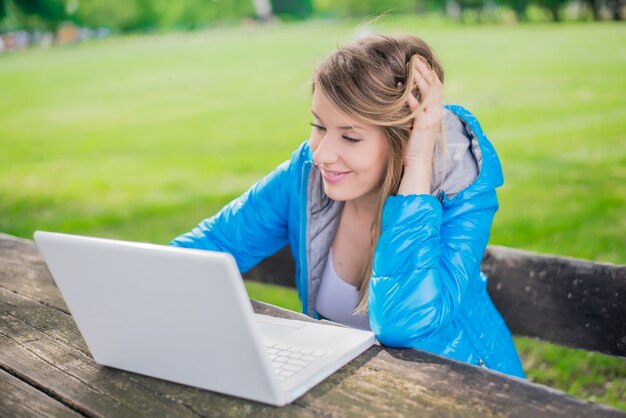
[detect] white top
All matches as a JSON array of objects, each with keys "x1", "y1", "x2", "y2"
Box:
[{"x1": 314, "y1": 249, "x2": 371, "y2": 331}]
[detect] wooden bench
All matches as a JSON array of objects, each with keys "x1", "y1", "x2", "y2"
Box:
[{"x1": 1, "y1": 233, "x2": 624, "y2": 417}]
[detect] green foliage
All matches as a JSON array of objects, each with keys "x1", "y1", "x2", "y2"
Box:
[
  {"x1": 151, "y1": 0, "x2": 254, "y2": 30},
  {"x1": 74, "y1": 0, "x2": 255, "y2": 32},
  {"x1": 73, "y1": 0, "x2": 149, "y2": 32},
  {"x1": 313, "y1": 0, "x2": 418, "y2": 18},
  {"x1": 271, "y1": 0, "x2": 313, "y2": 20},
  {"x1": 532, "y1": 0, "x2": 570, "y2": 21},
  {"x1": 1, "y1": 0, "x2": 619, "y2": 32},
  {"x1": 500, "y1": 0, "x2": 529, "y2": 21},
  {"x1": 13, "y1": 0, "x2": 66, "y2": 21},
  {"x1": 2, "y1": 0, "x2": 66, "y2": 30}
]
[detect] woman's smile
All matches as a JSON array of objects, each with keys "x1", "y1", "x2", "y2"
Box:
[{"x1": 320, "y1": 168, "x2": 352, "y2": 183}]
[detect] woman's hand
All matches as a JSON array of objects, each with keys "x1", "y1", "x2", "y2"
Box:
[
  {"x1": 397, "y1": 57, "x2": 444, "y2": 196},
  {"x1": 404, "y1": 57, "x2": 444, "y2": 166}
]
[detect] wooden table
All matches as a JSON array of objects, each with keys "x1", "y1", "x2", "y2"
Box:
[{"x1": 1, "y1": 233, "x2": 623, "y2": 417}]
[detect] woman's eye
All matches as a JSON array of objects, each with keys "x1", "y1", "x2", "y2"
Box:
[
  {"x1": 309, "y1": 122, "x2": 360, "y2": 143},
  {"x1": 309, "y1": 122, "x2": 326, "y2": 132}
]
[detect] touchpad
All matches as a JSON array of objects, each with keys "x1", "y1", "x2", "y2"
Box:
[{"x1": 255, "y1": 320, "x2": 305, "y2": 340}]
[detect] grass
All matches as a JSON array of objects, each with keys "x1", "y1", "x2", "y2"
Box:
[
  {"x1": 515, "y1": 337, "x2": 626, "y2": 410},
  {"x1": 1, "y1": 17, "x2": 624, "y2": 410}
]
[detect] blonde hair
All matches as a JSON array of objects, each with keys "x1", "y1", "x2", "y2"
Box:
[{"x1": 312, "y1": 34, "x2": 446, "y2": 315}]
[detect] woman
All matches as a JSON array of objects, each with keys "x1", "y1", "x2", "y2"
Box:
[{"x1": 170, "y1": 34, "x2": 525, "y2": 378}]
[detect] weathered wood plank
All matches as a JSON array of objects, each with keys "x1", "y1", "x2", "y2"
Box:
[
  {"x1": 244, "y1": 246, "x2": 295, "y2": 288},
  {"x1": 0, "y1": 367, "x2": 83, "y2": 418},
  {"x1": 0, "y1": 233, "x2": 67, "y2": 311},
  {"x1": 482, "y1": 245, "x2": 626, "y2": 357}
]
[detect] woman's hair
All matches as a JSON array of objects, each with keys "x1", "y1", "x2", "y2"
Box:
[{"x1": 312, "y1": 34, "x2": 445, "y2": 315}]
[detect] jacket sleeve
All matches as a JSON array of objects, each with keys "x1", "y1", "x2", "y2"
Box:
[
  {"x1": 368, "y1": 188, "x2": 498, "y2": 347},
  {"x1": 169, "y1": 144, "x2": 305, "y2": 273}
]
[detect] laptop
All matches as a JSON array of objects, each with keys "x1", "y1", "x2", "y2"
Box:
[{"x1": 34, "y1": 231, "x2": 375, "y2": 406}]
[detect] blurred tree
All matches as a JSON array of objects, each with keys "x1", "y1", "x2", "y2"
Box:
[
  {"x1": 313, "y1": 0, "x2": 416, "y2": 17},
  {"x1": 76, "y1": 0, "x2": 254, "y2": 32},
  {"x1": 151, "y1": 0, "x2": 207, "y2": 30},
  {"x1": 501, "y1": 0, "x2": 529, "y2": 20},
  {"x1": 581, "y1": 0, "x2": 601, "y2": 19},
  {"x1": 271, "y1": 0, "x2": 312, "y2": 19},
  {"x1": 456, "y1": 0, "x2": 485, "y2": 22},
  {"x1": 126, "y1": 0, "x2": 158, "y2": 31},
  {"x1": 75, "y1": 0, "x2": 149, "y2": 31},
  {"x1": 534, "y1": 0, "x2": 568, "y2": 21},
  {"x1": 9, "y1": 0, "x2": 67, "y2": 29},
  {"x1": 0, "y1": 0, "x2": 6, "y2": 20},
  {"x1": 607, "y1": 0, "x2": 624, "y2": 19}
]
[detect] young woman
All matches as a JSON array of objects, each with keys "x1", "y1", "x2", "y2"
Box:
[{"x1": 170, "y1": 34, "x2": 525, "y2": 378}]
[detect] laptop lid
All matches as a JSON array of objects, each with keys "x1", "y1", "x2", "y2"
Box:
[{"x1": 34, "y1": 231, "x2": 282, "y2": 404}]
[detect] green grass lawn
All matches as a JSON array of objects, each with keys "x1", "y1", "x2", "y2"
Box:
[{"x1": 1, "y1": 17, "x2": 624, "y2": 410}]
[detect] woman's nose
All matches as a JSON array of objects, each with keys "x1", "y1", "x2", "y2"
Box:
[{"x1": 312, "y1": 135, "x2": 339, "y2": 165}]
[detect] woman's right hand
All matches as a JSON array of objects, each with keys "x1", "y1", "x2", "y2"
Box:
[{"x1": 397, "y1": 56, "x2": 444, "y2": 196}]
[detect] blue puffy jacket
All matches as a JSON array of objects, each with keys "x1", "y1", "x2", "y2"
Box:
[{"x1": 170, "y1": 105, "x2": 526, "y2": 378}]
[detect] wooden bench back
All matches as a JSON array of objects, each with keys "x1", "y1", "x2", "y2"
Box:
[{"x1": 244, "y1": 245, "x2": 626, "y2": 357}]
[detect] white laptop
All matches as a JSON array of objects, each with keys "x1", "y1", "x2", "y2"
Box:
[{"x1": 34, "y1": 231, "x2": 375, "y2": 406}]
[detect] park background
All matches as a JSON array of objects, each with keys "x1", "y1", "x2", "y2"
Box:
[{"x1": 1, "y1": 0, "x2": 625, "y2": 411}]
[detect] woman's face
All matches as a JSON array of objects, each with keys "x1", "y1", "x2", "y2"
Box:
[{"x1": 309, "y1": 89, "x2": 387, "y2": 206}]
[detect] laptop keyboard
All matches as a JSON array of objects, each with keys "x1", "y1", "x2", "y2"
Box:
[{"x1": 264, "y1": 341, "x2": 329, "y2": 381}]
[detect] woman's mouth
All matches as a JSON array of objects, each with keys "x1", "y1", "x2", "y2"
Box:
[{"x1": 321, "y1": 168, "x2": 352, "y2": 184}]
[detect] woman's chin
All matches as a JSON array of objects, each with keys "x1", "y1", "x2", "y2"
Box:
[{"x1": 322, "y1": 186, "x2": 350, "y2": 202}]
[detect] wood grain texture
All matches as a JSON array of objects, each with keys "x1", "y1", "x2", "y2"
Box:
[
  {"x1": 483, "y1": 245, "x2": 626, "y2": 357},
  {"x1": 0, "y1": 368, "x2": 83, "y2": 418},
  {"x1": 0, "y1": 233, "x2": 68, "y2": 311},
  {"x1": 244, "y1": 246, "x2": 295, "y2": 288},
  {"x1": 1, "y1": 233, "x2": 624, "y2": 417}
]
